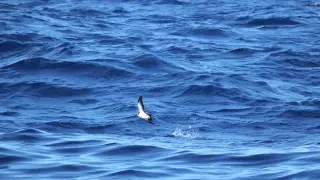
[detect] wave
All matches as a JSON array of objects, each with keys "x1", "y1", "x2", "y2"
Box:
[
  {"x1": 70, "y1": 8, "x2": 107, "y2": 17},
  {"x1": 0, "y1": 128, "x2": 50, "y2": 143},
  {"x1": 280, "y1": 169, "x2": 320, "y2": 179},
  {"x1": 1, "y1": 57, "x2": 133, "y2": 78},
  {"x1": 47, "y1": 42, "x2": 80, "y2": 56},
  {"x1": 0, "y1": 32, "x2": 57, "y2": 45},
  {"x1": 283, "y1": 59, "x2": 320, "y2": 68},
  {"x1": 247, "y1": 17, "x2": 300, "y2": 26},
  {"x1": 280, "y1": 109, "x2": 320, "y2": 119},
  {"x1": 23, "y1": 164, "x2": 95, "y2": 174},
  {"x1": 0, "y1": 40, "x2": 27, "y2": 52},
  {"x1": 171, "y1": 27, "x2": 227, "y2": 38},
  {"x1": 225, "y1": 153, "x2": 293, "y2": 166},
  {"x1": 213, "y1": 107, "x2": 252, "y2": 113},
  {"x1": 132, "y1": 54, "x2": 182, "y2": 72},
  {"x1": 0, "y1": 2, "x2": 15, "y2": 9},
  {"x1": 156, "y1": 0, "x2": 189, "y2": 5},
  {"x1": 41, "y1": 121, "x2": 85, "y2": 133},
  {"x1": 158, "y1": 151, "x2": 310, "y2": 167},
  {"x1": 267, "y1": 50, "x2": 320, "y2": 68},
  {"x1": 0, "y1": 120, "x2": 20, "y2": 134},
  {"x1": 148, "y1": 86, "x2": 170, "y2": 93},
  {"x1": 0, "y1": 33, "x2": 39, "y2": 42},
  {"x1": 0, "y1": 82, "x2": 90, "y2": 98},
  {"x1": 300, "y1": 99, "x2": 320, "y2": 106},
  {"x1": 84, "y1": 124, "x2": 124, "y2": 134},
  {"x1": 132, "y1": 54, "x2": 165, "y2": 68},
  {"x1": 229, "y1": 48, "x2": 259, "y2": 55},
  {"x1": 95, "y1": 144, "x2": 167, "y2": 156},
  {"x1": 103, "y1": 151, "x2": 308, "y2": 178},
  {"x1": 159, "y1": 151, "x2": 217, "y2": 164},
  {"x1": 97, "y1": 35, "x2": 126, "y2": 45},
  {"x1": 52, "y1": 145, "x2": 102, "y2": 155},
  {"x1": 46, "y1": 139, "x2": 105, "y2": 147},
  {"x1": 0, "y1": 154, "x2": 29, "y2": 165},
  {"x1": 166, "y1": 45, "x2": 191, "y2": 54},
  {"x1": 146, "y1": 14, "x2": 177, "y2": 23},
  {"x1": 0, "y1": 111, "x2": 20, "y2": 116},
  {"x1": 178, "y1": 84, "x2": 242, "y2": 98},
  {"x1": 69, "y1": 98, "x2": 99, "y2": 105},
  {"x1": 45, "y1": 139, "x2": 108, "y2": 155},
  {"x1": 107, "y1": 169, "x2": 169, "y2": 178}
]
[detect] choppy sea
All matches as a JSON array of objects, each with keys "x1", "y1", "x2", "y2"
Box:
[{"x1": 0, "y1": 0, "x2": 320, "y2": 179}]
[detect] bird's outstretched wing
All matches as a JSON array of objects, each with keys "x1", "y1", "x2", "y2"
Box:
[{"x1": 138, "y1": 96, "x2": 145, "y2": 112}]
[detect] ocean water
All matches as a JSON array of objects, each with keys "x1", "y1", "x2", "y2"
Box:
[{"x1": 0, "y1": 0, "x2": 320, "y2": 179}]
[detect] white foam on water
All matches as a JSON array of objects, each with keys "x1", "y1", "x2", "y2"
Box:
[{"x1": 172, "y1": 117, "x2": 199, "y2": 139}]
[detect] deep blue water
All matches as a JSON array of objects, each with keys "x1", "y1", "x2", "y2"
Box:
[{"x1": 0, "y1": 0, "x2": 320, "y2": 179}]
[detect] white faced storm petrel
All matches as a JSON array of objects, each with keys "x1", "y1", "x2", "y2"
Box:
[{"x1": 137, "y1": 96, "x2": 154, "y2": 125}]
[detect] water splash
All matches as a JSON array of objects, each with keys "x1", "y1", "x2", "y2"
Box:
[
  {"x1": 172, "y1": 117, "x2": 199, "y2": 139},
  {"x1": 172, "y1": 126, "x2": 199, "y2": 139}
]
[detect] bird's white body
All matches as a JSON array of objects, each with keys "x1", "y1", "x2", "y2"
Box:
[
  {"x1": 137, "y1": 96, "x2": 154, "y2": 125},
  {"x1": 137, "y1": 111, "x2": 151, "y2": 120}
]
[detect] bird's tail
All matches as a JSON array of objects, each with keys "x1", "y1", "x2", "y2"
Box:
[{"x1": 149, "y1": 121, "x2": 156, "y2": 126}]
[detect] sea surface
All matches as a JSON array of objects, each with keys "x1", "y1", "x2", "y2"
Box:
[{"x1": 0, "y1": 0, "x2": 320, "y2": 179}]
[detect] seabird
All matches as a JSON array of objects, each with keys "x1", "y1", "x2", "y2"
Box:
[{"x1": 137, "y1": 96, "x2": 154, "y2": 125}]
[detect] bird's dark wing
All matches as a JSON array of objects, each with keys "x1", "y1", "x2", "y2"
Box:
[{"x1": 138, "y1": 96, "x2": 145, "y2": 112}]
